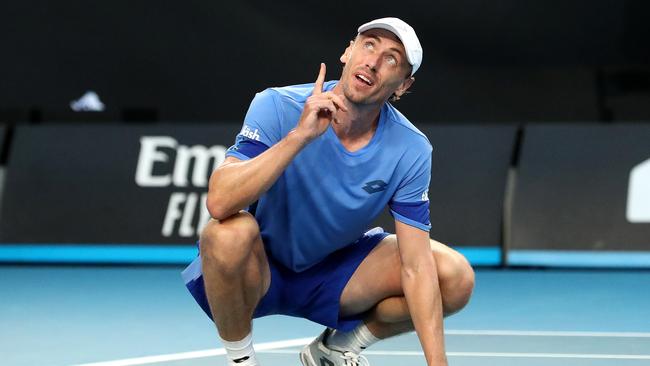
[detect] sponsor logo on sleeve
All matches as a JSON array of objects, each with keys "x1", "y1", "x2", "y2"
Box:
[{"x1": 240, "y1": 125, "x2": 261, "y2": 141}]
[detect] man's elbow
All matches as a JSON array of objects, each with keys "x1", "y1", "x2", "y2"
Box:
[{"x1": 206, "y1": 193, "x2": 232, "y2": 221}]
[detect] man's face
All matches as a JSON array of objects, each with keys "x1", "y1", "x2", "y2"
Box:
[{"x1": 339, "y1": 29, "x2": 414, "y2": 106}]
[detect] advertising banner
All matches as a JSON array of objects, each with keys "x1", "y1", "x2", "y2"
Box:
[
  {"x1": 1, "y1": 124, "x2": 516, "y2": 265},
  {"x1": 0, "y1": 124, "x2": 5, "y2": 154},
  {"x1": 0, "y1": 124, "x2": 6, "y2": 213},
  {"x1": 508, "y1": 124, "x2": 650, "y2": 267},
  {"x1": 0, "y1": 124, "x2": 241, "y2": 249}
]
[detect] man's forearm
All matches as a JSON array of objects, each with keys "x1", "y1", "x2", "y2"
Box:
[
  {"x1": 396, "y1": 220, "x2": 447, "y2": 366},
  {"x1": 207, "y1": 129, "x2": 309, "y2": 220},
  {"x1": 402, "y1": 262, "x2": 447, "y2": 366}
]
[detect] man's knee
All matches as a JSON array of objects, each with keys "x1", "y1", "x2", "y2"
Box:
[
  {"x1": 431, "y1": 240, "x2": 475, "y2": 315},
  {"x1": 199, "y1": 211, "x2": 261, "y2": 276},
  {"x1": 451, "y1": 254, "x2": 475, "y2": 307}
]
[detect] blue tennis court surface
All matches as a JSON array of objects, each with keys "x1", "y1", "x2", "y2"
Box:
[{"x1": 2, "y1": 265, "x2": 649, "y2": 366}]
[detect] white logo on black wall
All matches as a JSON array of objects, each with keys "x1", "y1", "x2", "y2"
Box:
[
  {"x1": 627, "y1": 158, "x2": 650, "y2": 223},
  {"x1": 70, "y1": 91, "x2": 105, "y2": 112},
  {"x1": 135, "y1": 136, "x2": 227, "y2": 238}
]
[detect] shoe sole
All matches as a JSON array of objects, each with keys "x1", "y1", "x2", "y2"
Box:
[{"x1": 299, "y1": 345, "x2": 314, "y2": 366}]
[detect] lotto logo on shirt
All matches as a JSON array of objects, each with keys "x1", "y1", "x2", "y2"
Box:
[{"x1": 241, "y1": 125, "x2": 261, "y2": 141}]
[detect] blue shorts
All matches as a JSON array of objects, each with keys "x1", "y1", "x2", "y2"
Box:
[{"x1": 182, "y1": 227, "x2": 390, "y2": 332}]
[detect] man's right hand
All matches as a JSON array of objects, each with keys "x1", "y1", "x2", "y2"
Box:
[
  {"x1": 207, "y1": 64, "x2": 347, "y2": 220},
  {"x1": 295, "y1": 63, "x2": 348, "y2": 142}
]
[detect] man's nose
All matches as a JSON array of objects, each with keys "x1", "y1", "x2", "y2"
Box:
[{"x1": 364, "y1": 54, "x2": 380, "y2": 72}]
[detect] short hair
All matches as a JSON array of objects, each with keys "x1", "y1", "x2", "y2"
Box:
[{"x1": 390, "y1": 88, "x2": 411, "y2": 103}]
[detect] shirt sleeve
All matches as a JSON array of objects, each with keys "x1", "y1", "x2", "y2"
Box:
[
  {"x1": 389, "y1": 147, "x2": 432, "y2": 231},
  {"x1": 225, "y1": 89, "x2": 283, "y2": 161}
]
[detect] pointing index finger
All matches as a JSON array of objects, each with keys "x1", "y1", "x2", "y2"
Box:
[{"x1": 313, "y1": 63, "x2": 326, "y2": 95}]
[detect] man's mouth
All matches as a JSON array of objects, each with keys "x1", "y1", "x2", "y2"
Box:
[{"x1": 355, "y1": 73, "x2": 374, "y2": 86}]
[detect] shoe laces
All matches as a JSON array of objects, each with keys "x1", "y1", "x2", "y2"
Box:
[{"x1": 339, "y1": 351, "x2": 368, "y2": 366}]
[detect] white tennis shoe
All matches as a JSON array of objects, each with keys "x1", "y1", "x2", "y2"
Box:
[{"x1": 300, "y1": 328, "x2": 369, "y2": 366}]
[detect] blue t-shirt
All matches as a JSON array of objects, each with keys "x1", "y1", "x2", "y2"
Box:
[{"x1": 226, "y1": 81, "x2": 432, "y2": 272}]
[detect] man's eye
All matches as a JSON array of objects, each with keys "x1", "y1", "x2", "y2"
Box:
[
  {"x1": 364, "y1": 42, "x2": 374, "y2": 50},
  {"x1": 386, "y1": 55, "x2": 397, "y2": 65}
]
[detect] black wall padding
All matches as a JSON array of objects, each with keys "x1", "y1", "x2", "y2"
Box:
[
  {"x1": 372, "y1": 125, "x2": 517, "y2": 247},
  {"x1": 510, "y1": 124, "x2": 650, "y2": 251},
  {"x1": 2, "y1": 0, "x2": 648, "y2": 123}
]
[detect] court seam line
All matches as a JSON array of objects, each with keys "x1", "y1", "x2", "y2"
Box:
[
  {"x1": 445, "y1": 329, "x2": 650, "y2": 337},
  {"x1": 68, "y1": 329, "x2": 650, "y2": 366},
  {"x1": 444, "y1": 352, "x2": 650, "y2": 359},
  {"x1": 258, "y1": 349, "x2": 650, "y2": 360},
  {"x1": 69, "y1": 337, "x2": 314, "y2": 366}
]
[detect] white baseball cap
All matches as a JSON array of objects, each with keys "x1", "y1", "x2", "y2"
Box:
[{"x1": 357, "y1": 17, "x2": 423, "y2": 75}]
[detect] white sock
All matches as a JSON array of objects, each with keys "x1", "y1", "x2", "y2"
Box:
[
  {"x1": 220, "y1": 332, "x2": 259, "y2": 366},
  {"x1": 326, "y1": 323, "x2": 380, "y2": 354}
]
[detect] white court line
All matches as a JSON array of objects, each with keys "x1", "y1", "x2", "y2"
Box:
[
  {"x1": 446, "y1": 329, "x2": 650, "y2": 338},
  {"x1": 70, "y1": 337, "x2": 314, "y2": 366},
  {"x1": 444, "y1": 352, "x2": 650, "y2": 360},
  {"x1": 69, "y1": 330, "x2": 650, "y2": 366},
  {"x1": 259, "y1": 349, "x2": 650, "y2": 360}
]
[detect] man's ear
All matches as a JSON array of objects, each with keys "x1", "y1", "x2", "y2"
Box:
[
  {"x1": 394, "y1": 76, "x2": 415, "y2": 98},
  {"x1": 339, "y1": 40, "x2": 354, "y2": 64}
]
